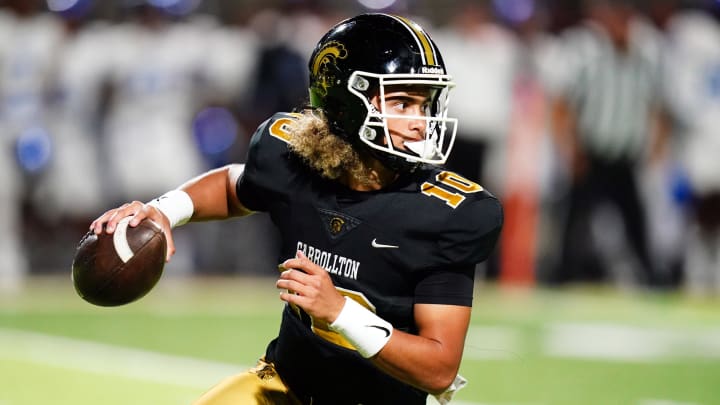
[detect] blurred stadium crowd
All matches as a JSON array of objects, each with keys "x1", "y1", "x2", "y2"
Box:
[{"x1": 1, "y1": 0, "x2": 720, "y2": 296}]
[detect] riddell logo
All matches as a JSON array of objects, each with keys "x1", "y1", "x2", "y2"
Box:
[{"x1": 421, "y1": 66, "x2": 445, "y2": 74}]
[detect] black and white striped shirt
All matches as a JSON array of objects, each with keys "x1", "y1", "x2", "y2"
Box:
[{"x1": 560, "y1": 20, "x2": 663, "y2": 161}]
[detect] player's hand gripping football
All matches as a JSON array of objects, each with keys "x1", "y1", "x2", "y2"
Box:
[
  {"x1": 277, "y1": 251, "x2": 346, "y2": 324},
  {"x1": 89, "y1": 201, "x2": 176, "y2": 262}
]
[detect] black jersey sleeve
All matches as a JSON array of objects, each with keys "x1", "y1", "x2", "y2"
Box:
[
  {"x1": 411, "y1": 196, "x2": 501, "y2": 307},
  {"x1": 401, "y1": 169, "x2": 503, "y2": 307},
  {"x1": 410, "y1": 195, "x2": 501, "y2": 307},
  {"x1": 414, "y1": 265, "x2": 475, "y2": 306},
  {"x1": 236, "y1": 112, "x2": 298, "y2": 212},
  {"x1": 437, "y1": 194, "x2": 503, "y2": 266}
]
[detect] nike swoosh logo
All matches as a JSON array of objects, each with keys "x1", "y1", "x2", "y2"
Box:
[
  {"x1": 366, "y1": 324, "x2": 391, "y2": 338},
  {"x1": 371, "y1": 238, "x2": 399, "y2": 249}
]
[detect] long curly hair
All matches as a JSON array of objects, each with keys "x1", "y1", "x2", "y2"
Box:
[{"x1": 286, "y1": 110, "x2": 376, "y2": 187}]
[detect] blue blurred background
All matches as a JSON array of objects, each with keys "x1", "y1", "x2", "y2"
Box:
[{"x1": 1, "y1": 0, "x2": 719, "y2": 299}]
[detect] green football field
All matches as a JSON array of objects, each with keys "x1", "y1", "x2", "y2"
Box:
[{"x1": 1, "y1": 276, "x2": 719, "y2": 405}]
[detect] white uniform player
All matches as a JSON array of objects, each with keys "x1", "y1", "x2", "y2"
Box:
[
  {"x1": 664, "y1": 10, "x2": 720, "y2": 295},
  {"x1": 0, "y1": 8, "x2": 63, "y2": 290}
]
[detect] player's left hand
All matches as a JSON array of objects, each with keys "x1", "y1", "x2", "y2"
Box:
[{"x1": 276, "y1": 251, "x2": 346, "y2": 324}]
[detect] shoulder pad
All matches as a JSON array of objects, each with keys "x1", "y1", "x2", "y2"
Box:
[{"x1": 237, "y1": 112, "x2": 302, "y2": 211}]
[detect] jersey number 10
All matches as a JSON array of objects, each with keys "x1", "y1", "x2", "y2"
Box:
[{"x1": 421, "y1": 171, "x2": 483, "y2": 208}]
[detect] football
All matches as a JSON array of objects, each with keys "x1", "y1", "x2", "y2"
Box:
[{"x1": 71, "y1": 217, "x2": 167, "y2": 307}]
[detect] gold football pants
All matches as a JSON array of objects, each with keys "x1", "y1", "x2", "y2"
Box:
[{"x1": 193, "y1": 358, "x2": 302, "y2": 405}]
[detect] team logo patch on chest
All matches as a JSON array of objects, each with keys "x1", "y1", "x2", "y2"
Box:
[
  {"x1": 330, "y1": 217, "x2": 345, "y2": 235},
  {"x1": 317, "y1": 208, "x2": 360, "y2": 239}
]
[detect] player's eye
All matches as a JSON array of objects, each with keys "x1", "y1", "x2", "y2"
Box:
[
  {"x1": 387, "y1": 100, "x2": 408, "y2": 112},
  {"x1": 395, "y1": 102, "x2": 407, "y2": 111}
]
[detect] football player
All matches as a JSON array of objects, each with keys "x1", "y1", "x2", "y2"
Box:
[{"x1": 91, "y1": 13, "x2": 503, "y2": 405}]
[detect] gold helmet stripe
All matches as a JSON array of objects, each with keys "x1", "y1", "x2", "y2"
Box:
[{"x1": 390, "y1": 15, "x2": 437, "y2": 66}]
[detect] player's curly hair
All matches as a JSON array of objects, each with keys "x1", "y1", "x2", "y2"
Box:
[{"x1": 287, "y1": 110, "x2": 376, "y2": 187}]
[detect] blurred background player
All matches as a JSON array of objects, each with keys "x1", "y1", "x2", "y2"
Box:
[
  {"x1": 100, "y1": 1, "x2": 258, "y2": 272},
  {"x1": 546, "y1": 0, "x2": 668, "y2": 287},
  {"x1": 101, "y1": 3, "x2": 206, "y2": 205},
  {"x1": 433, "y1": 1, "x2": 518, "y2": 281},
  {"x1": 661, "y1": 4, "x2": 720, "y2": 296},
  {"x1": 0, "y1": 0, "x2": 63, "y2": 290},
  {"x1": 90, "y1": 13, "x2": 503, "y2": 405},
  {"x1": 434, "y1": 0, "x2": 518, "y2": 190},
  {"x1": 28, "y1": 0, "x2": 109, "y2": 266}
]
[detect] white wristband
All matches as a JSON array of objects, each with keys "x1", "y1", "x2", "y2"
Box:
[
  {"x1": 329, "y1": 296, "x2": 393, "y2": 358},
  {"x1": 147, "y1": 190, "x2": 194, "y2": 228}
]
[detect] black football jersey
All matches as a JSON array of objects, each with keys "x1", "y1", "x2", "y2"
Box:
[{"x1": 236, "y1": 113, "x2": 503, "y2": 405}]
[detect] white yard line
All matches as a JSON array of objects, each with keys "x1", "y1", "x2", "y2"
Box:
[
  {"x1": 0, "y1": 327, "x2": 241, "y2": 388},
  {"x1": 465, "y1": 323, "x2": 720, "y2": 362},
  {"x1": 5, "y1": 323, "x2": 710, "y2": 404},
  {"x1": 545, "y1": 322, "x2": 720, "y2": 362},
  {"x1": 0, "y1": 328, "x2": 485, "y2": 405}
]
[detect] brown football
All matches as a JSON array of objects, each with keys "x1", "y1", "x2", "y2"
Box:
[{"x1": 71, "y1": 217, "x2": 167, "y2": 306}]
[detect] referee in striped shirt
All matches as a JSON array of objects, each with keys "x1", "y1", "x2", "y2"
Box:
[{"x1": 550, "y1": 0, "x2": 668, "y2": 286}]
